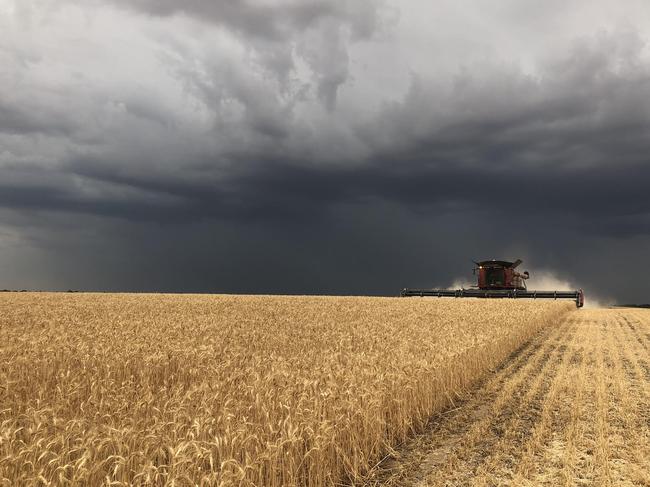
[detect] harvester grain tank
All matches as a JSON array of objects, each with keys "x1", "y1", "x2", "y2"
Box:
[{"x1": 401, "y1": 259, "x2": 584, "y2": 308}]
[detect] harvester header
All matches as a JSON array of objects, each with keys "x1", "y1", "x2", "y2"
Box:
[{"x1": 401, "y1": 259, "x2": 584, "y2": 308}]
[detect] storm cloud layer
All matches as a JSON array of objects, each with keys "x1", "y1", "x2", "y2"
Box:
[{"x1": 2, "y1": 0, "x2": 650, "y2": 302}]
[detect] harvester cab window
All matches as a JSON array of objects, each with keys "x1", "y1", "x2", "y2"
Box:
[{"x1": 486, "y1": 268, "x2": 504, "y2": 287}]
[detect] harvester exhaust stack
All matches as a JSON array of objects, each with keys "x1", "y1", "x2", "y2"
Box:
[{"x1": 401, "y1": 259, "x2": 584, "y2": 308}]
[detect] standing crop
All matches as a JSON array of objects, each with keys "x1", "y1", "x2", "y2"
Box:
[{"x1": 0, "y1": 293, "x2": 572, "y2": 485}]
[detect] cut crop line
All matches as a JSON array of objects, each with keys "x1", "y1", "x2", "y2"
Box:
[
  {"x1": 465, "y1": 324, "x2": 580, "y2": 486},
  {"x1": 362, "y1": 316, "x2": 573, "y2": 487},
  {"x1": 609, "y1": 312, "x2": 650, "y2": 483},
  {"x1": 419, "y1": 318, "x2": 577, "y2": 486},
  {"x1": 511, "y1": 316, "x2": 583, "y2": 485},
  {"x1": 594, "y1": 315, "x2": 612, "y2": 487}
]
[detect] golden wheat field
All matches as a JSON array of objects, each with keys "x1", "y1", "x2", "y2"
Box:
[{"x1": 0, "y1": 293, "x2": 572, "y2": 486}]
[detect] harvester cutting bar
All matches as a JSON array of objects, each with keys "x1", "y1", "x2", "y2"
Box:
[{"x1": 400, "y1": 288, "x2": 584, "y2": 308}]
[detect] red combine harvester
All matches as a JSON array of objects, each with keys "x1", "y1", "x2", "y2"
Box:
[{"x1": 401, "y1": 259, "x2": 584, "y2": 308}]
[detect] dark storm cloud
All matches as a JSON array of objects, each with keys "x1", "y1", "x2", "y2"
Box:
[
  {"x1": 2, "y1": 1, "x2": 650, "y2": 303},
  {"x1": 12, "y1": 157, "x2": 648, "y2": 234},
  {"x1": 4, "y1": 30, "x2": 649, "y2": 228},
  {"x1": 106, "y1": 0, "x2": 382, "y2": 40},
  {"x1": 0, "y1": 94, "x2": 79, "y2": 136},
  {"x1": 104, "y1": 0, "x2": 388, "y2": 108}
]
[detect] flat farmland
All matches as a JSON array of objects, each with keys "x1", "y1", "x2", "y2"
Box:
[
  {"x1": 366, "y1": 308, "x2": 650, "y2": 486},
  {"x1": 0, "y1": 293, "x2": 571, "y2": 486}
]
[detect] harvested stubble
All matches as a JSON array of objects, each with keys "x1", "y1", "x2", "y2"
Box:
[
  {"x1": 365, "y1": 308, "x2": 650, "y2": 486},
  {"x1": 0, "y1": 293, "x2": 572, "y2": 486}
]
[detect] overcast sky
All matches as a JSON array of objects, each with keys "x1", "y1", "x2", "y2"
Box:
[{"x1": 2, "y1": 0, "x2": 650, "y2": 303}]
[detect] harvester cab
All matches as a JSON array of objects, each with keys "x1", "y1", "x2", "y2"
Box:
[
  {"x1": 474, "y1": 259, "x2": 529, "y2": 291},
  {"x1": 402, "y1": 259, "x2": 584, "y2": 308}
]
